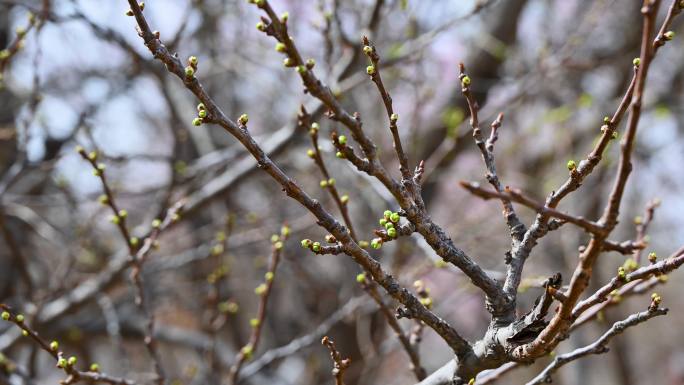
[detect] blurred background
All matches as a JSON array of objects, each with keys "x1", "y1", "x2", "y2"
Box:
[{"x1": 0, "y1": 0, "x2": 683, "y2": 384}]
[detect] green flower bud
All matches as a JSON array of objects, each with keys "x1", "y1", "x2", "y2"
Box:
[
  {"x1": 664, "y1": 31, "x2": 675, "y2": 40},
  {"x1": 188, "y1": 56, "x2": 198, "y2": 66},
  {"x1": 319, "y1": 180, "x2": 328, "y2": 188},
  {"x1": 338, "y1": 135, "x2": 347, "y2": 145},
  {"x1": 87, "y1": 151, "x2": 98, "y2": 161},
  {"x1": 57, "y1": 358, "x2": 67, "y2": 368},
  {"x1": 274, "y1": 241, "x2": 283, "y2": 250},
  {"x1": 198, "y1": 109, "x2": 207, "y2": 118},
  {"x1": 651, "y1": 292, "x2": 662, "y2": 305},
  {"x1": 307, "y1": 149, "x2": 316, "y2": 158},
  {"x1": 15, "y1": 314, "x2": 24, "y2": 323},
  {"x1": 238, "y1": 114, "x2": 249, "y2": 125},
  {"x1": 379, "y1": 218, "x2": 387, "y2": 226},
  {"x1": 306, "y1": 58, "x2": 315, "y2": 69},
  {"x1": 241, "y1": 344, "x2": 254, "y2": 359},
  {"x1": 93, "y1": 164, "x2": 104, "y2": 176},
  {"x1": 254, "y1": 283, "x2": 267, "y2": 296},
  {"x1": 356, "y1": 273, "x2": 366, "y2": 284},
  {"x1": 310, "y1": 122, "x2": 320, "y2": 132},
  {"x1": 283, "y1": 57, "x2": 295, "y2": 67},
  {"x1": 390, "y1": 113, "x2": 399, "y2": 122},
  {"x1": 327, "y1": 178, "x2": 335, "y2": 186},
  {"x1": 1, "y1": 312, "x2": 9, "y2": 321},
  {"x1": 648, "y1": 252, "x2": 657, "y2": 263},
  {"x1": 370, "y1": 238, "x2": 382, "y2": 249},
  {"x1": 461, "y1": 75, "x2": 471, "y2": 86},
  {"x1": 632, "y1": 57, "x2": 640, "y2": 66},
  {"x1": 617, "y1": 266, "x2": 626, "y2": 280},
  {"x1": 434, "y1": 259, "x2": 448, "y2": 268},
  {"x1": 151, "y1": 219, "x2": 161, "y2": 228},
  {"x1": 90, "y1": 363, "x2": 100, "y2": 372},
  {"x1": 281, "y1": 225, "x2": 290, "y2": 237},
  {"x1": 129, "y1": 237, "x2": 139, "y2": 247},
  {"x1": 622, "y1": 258, "x2": 638, "y2": 272},
  {"x1": 335, "y1": 151, "x2": 345, "y2": 159},
  {"x1": 280, "y1": 12, "x2": 289, "y2": 22},
  {"x1": 363, "y1": 45, "x2": 372, "y2": 55},
  {"x1": 50, "y1": 341, "x2": 59, "y2": 351},
  {"x1": 387, "y1": 227, "x2": 397, "y2": 238},
  {"x1": 312, "y1": 242, "x2": 321, "y2": 252},
  {"x1": 358, "y1": 240, "x2": 369, "y2": 248},
  {"x1": 22, "y1": 330, "x2": 29, "y2": 337},
  {"x1": 383, "y1": 210, "x2": 392, "y2": 220},
  {"x1": 340, "y1": 194, "x2": 349, "y2": 204},
  {"x1": 211, "y1": 244, "x2": 224, "y2": 256},
  {"x1": 256, "y1": 22, "x2": 266, "y2": 31},
  {"x1": 384, "y1": 222, "x2": 394, "y2": 231},
  {"x1": 219, "y1": 301, "x2": 239, "y2": 314},
  {"x1": 301, "y1": 239, "x2": 312, "y2": 248},
  {"x1": 420, "y1": 297, "x2": 433, "y2": 308},
  {"x1": 270, "y1": 234, "x2": 280, "y2": 243},
  {"x1": 118, "y1": 209, "x2": 127, "y2": 218},
  {"x1": 603, "y1": 116, "x2": 611, "y2": 124},
  {"x1": 296, "y1": 65, "x2": 307, "y2": 74},
  {"x1": 110, "y1": 215, "x2": 121, "y2": 225},
  {"x1": 275, "y1": 43, "x2": 286, "y2": 53},
  {"x1": 265, "y1": 271, "x2": 274, "y2": 282},
  {"x1": 185, "y1": 66, "x2": 195, "y2": 77},
  {"x1": 98, "y1": 195, "x2": 109, "y2": 205},
  {"x1": 192, "y1": 117, "x2": 202, "y2": 126},
  {"x1": 567, "y1": 160, "x2": 577, "y2": 171},
  {"x1": 67, "y1": 356, "x2": 77, "y2": 366},
  {"x1": 366, "y1": 65, "x2": 376, "y2": 75},
  {"x1": 250, "y1": 318, "x2": 260, "y2": 328},
  {"x1": 389, "y1": 212, "x2": 400, "y2": 223},
  {"x1": 197, "y1": 103, "x2": 206, "y2": 112}
]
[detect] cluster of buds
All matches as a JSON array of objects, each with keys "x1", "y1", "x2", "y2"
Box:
[
  {"x1": 319, "y1": 178, "x2": 335, "y2": 188},
  {"x1": 362, "y1": 38, "x2": 379, "y2": 78},
  {"x1": 218, "y1": 300, "x2": 239, "y2": 314},
  {"x1": 300, "y1": 238, "x2": 324, "y2": 253},
  {"x1": 649, "y1": 292, "x2": 663, "y2": 312},
  {"x1": 193, "y1": 103, "x2": 208, "y2": 126},
  {"x1": 207, "y1": 264, "x2": 228, "y2": 284},
  {"x1": 600, "y1": 117, "x2": 619, "y2": 139},
  {"x1": 414, "y1": 280, "x2": 433, "y2": 309},
  {"x1": 335, "y1": 135, "x2": 348, "y2": 159},
  {"x1": 185, "y1": 55, "x2": 198, "y2": 79},
  {"x1": 109, "y1": 209, "x2": 128, "y2": 226},
  {"x1": 377, "y1": 209, "x2": 401, "y2": 240}
]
